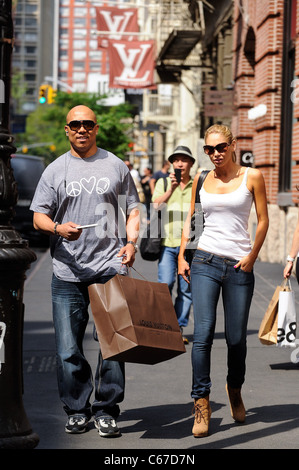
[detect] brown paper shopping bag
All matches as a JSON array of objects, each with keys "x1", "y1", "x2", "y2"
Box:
[
  {"x1": 258, "y1": 279, "x2": 290, "y2": 345},
  {"x1": 88, "y1": 274, "x2": 186, "y2": 364}
]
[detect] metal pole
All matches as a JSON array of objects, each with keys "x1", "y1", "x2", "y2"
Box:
[{"x1": 0, "y1": 0, "x2": 39, "y2": 448}]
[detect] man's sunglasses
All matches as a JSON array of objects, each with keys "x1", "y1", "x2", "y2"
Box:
[
  {"x1": 67, "y1": 120, "x2": 97, "y2": 131},
  {"x1": 203, "y1": 142, "x2": 230, "y2": 156}
]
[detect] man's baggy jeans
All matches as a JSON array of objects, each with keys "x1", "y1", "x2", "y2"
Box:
[{"x1": 51, "y1": 274, "x2": 125, "y2": 419}]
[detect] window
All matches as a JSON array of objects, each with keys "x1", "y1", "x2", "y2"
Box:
[
  {"x1": 73, "y1": 72, "x2": 85, "y2": 81},
  {"x1": 74, "y1": 29, "x2": 86, "y2": 37},
  {"x1": 89, "y1": 50, "x2": 102, "y2": 60},
  {"x1": 26, "y1": 88, "x2": 35, "y2": 96},
  {"x1": 73, "y1": 61, "x2": 85, "y2": 70},
  {"x1": 74, "y1": 18, "x2": 86, "y2": 27},
  {"x1": 73, "y1": 50, "x2": 86, "y2": 60},
  {"x1": 25, "y1": 17, "x2": 37, "y2": 27},
  {"x1": 25, "y1": 4, "x2": 37, "y2": 14},
  {"x1": 59, "y1": 61, "x2": 69, "y2": 71},
  {"x1": 25, "y1": 60, "x2": 36, "y2": 68},
  {"x1": 60, "y1": 8, "x2": 70, "y2": 16},
  {"x1": 74, "y1": 8, "x2": 87, "y2": 16},
  {"x1": 24, "y1": 33, "x2": 37, "y2": 42},
  {"x1": 90, "y1": 62, "x2": 100, "y2": 71},
  {"x1": 73, "y1": 40, "x2": 86, "y2": 48},
  {"x1": 25, "y1": 73, "x2": 36, "y2": 81},
  {"x1": 60, "y1": 39, "x2": 69, "y2": 48},
  {"x1": 26, "y1": 46, "x2": 36, "y2": 54}
]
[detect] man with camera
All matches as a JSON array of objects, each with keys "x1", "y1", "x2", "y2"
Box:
[{"x1": 152, "y1": 146, "x2": 195, "y2": 343}]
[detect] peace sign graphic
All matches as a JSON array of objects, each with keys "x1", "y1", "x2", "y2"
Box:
[{"x1": 66, "y1": 181, "x2": 82, "y2": 197}]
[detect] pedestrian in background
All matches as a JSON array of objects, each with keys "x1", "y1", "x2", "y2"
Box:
[
  {"x1": 30, "y1": 105, "x2": 140, "y2": 438},
  {"x1": 178, "y1": 124, "x2": 269, "y2": 438},
  {"x1": 141, "y1": 166, "x2": 153, "y2": 220},
  {"x1": 125, "y1": 159, "x2": 145, "y2": 203},
  {"x1": 149, "y1": 159, "x2": 170, "y2": 194},
  {"x1": 283, "y1": 210, "x2": 299, "y2": 281},
  {"x1": 152, "y1": 146, "x2": 195, "y2": 344},
  {"x1": 124, "y1": 159, "x2": 141, "y2": 181}
]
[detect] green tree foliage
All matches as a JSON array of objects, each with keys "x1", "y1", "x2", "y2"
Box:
[{"x1": 18, "y1": 91, "x2": 135, "y2": 165}]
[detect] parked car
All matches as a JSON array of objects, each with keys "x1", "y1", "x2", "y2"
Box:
[{"x1": 10, "y1": 154, "x2": 48, "y2": 246}]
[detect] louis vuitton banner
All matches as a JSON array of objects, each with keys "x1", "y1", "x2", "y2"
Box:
[
  {"x1": 108, "y1": 39, "x2": 156, "y2": 89},
  {"x1": 95, "y1": 6, "x2": 139, "y2": 49}
]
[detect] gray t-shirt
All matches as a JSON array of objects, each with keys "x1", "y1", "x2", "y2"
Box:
[{"x1": 30, "y1": 148, "x2": 139, "y2": 282}]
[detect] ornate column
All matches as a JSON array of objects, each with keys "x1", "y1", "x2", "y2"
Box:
[{"x1": 0, "y1": 0, "x2": 39, "y2": 448}]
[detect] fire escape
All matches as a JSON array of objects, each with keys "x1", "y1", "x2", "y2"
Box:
[
  {"x1": 156, "y1": 0, "x2": 205, "y2": 83},
  {"x1": 142, "y1": 0, "x2": 211, "y2": 151}
]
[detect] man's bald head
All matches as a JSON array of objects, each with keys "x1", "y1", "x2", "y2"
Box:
[{"x1": 66, "y1": 105, "x2": 97, "y2": 124}]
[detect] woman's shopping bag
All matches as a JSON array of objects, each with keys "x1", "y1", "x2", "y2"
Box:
[
  {"x1": 277, "y1": 279, "x2": 297, "y2": 347},
  {"x1": 88, "y1": 273, "x2": 186, "y2": 364},
  {"x1": 258, "y1": 279, "x2": 289, "y2": 345}
]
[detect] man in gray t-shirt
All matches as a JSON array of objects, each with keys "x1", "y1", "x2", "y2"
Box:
[{"x1": 30, "y1": 105, "x2": 140, "y2": 437}]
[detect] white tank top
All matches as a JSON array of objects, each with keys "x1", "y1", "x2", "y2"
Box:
[{"x1": 198, "y1": 167, "x2": 253, "y2": 260}]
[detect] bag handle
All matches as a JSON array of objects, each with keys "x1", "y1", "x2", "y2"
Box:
[
  {"x1": 195, "y1": 170, "x2": 210, "y2": 204},
  {"x1": 128, "y1": 266, "x2": 148, "y2": 281},
  {"x1": 280, "y1": 278, "x2": 291, "y2": 291}
]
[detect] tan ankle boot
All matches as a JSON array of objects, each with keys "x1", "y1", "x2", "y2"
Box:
[
  {"x1": 225, "y1": 384, "x2": 246, "y2": 423},
  {"x1": 192, "y1": 396, "x2": 212, "y2": 437}
]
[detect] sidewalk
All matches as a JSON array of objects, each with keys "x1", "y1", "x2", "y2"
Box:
[{"x1": 22, "y1": 249, "x2": 299, "y2": 450}]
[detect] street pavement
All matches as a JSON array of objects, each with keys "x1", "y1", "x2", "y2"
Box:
[{"x1": 20, "y1": 247, "x2": 299, "y2": 452}]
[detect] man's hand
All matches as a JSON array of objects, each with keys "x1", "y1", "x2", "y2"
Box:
[
  {"x1": 117, "y1": 243, "x2": 136, "y2": 267},
  {"x1": 56, "y1": 222, "x2": 83, "y2": 241}
]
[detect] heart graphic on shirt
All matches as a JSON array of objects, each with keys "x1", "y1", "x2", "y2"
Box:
[{"x1": 80, "y1": 177, "x2": 96, "y2": 194}]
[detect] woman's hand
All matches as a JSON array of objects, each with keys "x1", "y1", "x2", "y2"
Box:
[
  {"x1": 178, "y1": 256, "x2": 191, "y2": 283},
  {"x1": 234, "y1": 254, "x2": 255, "y2": 272}
]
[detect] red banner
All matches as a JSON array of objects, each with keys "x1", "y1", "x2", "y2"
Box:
[
  {"x1": 108, "y1": 40, "x2": 156, "y2": 89},
  {"x1": 95, "y1": 6, "x2": 139, "y2": 49}
]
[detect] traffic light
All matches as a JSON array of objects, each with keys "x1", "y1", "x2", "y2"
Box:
[
  {"x1": 48, "y1": 86, "x2": 57, "y2": 104},
  {"x1": 38, "y1": 85, "x2": 47, "y2": 104}
]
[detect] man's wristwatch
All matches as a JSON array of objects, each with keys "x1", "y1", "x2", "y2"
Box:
[
  {"x1": 127, "y1": 241, "x2": 138, "y2": 253},
  {"x1": 287, "y1": 255, "x2": 295, "y2": 263}
]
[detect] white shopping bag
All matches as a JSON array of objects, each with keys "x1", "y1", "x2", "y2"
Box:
[{"x1": 277, "y1": 280, "x2": 297, "y2": 347}]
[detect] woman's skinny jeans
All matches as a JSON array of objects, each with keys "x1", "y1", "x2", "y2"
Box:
[
  {"x1": 190, "y1": 250, "x2": 254, "y2": 399},
  {"x1": 51, "y1": 274, "x2": 125, "y2": 419}
]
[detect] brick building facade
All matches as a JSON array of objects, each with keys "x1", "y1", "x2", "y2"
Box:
[{"x1": 232, "y1": 0, "x2": 299, "y2": 263}]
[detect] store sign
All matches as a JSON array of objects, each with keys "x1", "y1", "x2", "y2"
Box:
[
  {"x1": 108, "y1": 40, "x2": 156, "y2": 89},
  {"x1": 204, "y1": 89, "x2": 234, "y2": 117},
  {"x1": 95, "y1": 6, "x2": 139, "y2": 49},
  {"x1": 240, "y1": 150, "x2": 254, "y2": 167}
]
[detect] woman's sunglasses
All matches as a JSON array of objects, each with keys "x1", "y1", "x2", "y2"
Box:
[
  {"x1": 67, "y1": 120, "x2": 97, "y2": 131},
  {"x1": 203, "y1": 142, "x2": 230, "y2": 156}
]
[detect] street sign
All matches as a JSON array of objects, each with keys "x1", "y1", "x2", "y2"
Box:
[{"x1": 204, "y1": 89, "x2": 234, "y2": 117}]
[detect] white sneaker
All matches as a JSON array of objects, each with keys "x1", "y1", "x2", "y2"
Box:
[{"x1": 94, "y1": 416, "x2": 120, "y2": 437}]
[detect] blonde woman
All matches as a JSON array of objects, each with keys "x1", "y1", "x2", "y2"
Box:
[{"x1": 178, "y1": 125, "x2": 269, "y2": 437}]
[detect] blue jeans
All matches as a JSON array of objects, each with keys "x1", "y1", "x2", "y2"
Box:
[
  {"x1": 51, "y1": 274, "x2": 125, "y2": 419},
  {"x1": 190, "y1": 250, "x2": 254, "y2": 398},
  {"x1": 158, "y1": 246, "x2": 192, "y2": 327}
]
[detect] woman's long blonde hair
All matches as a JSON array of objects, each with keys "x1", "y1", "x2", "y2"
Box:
[{"x1": 204, "y1": 124, "x2": 236, "y2": 163}]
